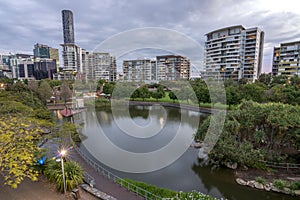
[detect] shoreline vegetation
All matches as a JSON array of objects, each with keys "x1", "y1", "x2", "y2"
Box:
[
  {"x1": 1, "y1": 77, "x2": 299, "y2": 199},
  {"x1": 84, "y1": 97, "x2": 300, "y2": 197}
]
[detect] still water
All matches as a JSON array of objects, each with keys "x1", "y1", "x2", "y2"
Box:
[{"x1": 76, "y1": 105, "x2": 297, "y2": 200}]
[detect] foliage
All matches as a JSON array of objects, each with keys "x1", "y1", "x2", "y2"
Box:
[
  {"x1": 290, "y1": 181, "x2": 300, "y2": 191},
  {"x1": 0, "y1": 116, "x2": 42, "y2": 188},
  {"x1": 117, "y1": 178, "x2": 217, "y2": 200},
  {"x1": 168, "y1": 91, "x2": 178, "y2": 103},
  {"x1": 60, "y1": 81, "x2": 72, "y2": 104},
  {"x1": 103, "y1": 82, "x2": 115, "y2": 95},
  {"x1": 37, "y1": 80, "x2": 53, "y2": 104},
  {"x1": 0, "y1": 86, "x2": 55, "y2": 188},
  {"x1": 273, "y1": 179, "x2": 286, "y2": 190},
  {"x1": 196, "y1": 100, "x2": 300, "y2": 168},
  {"x1": 255, "y1": 176, "x2": 267, "y2": 185},
  {"x1": 44, "y1": 160, "x2": 84, "y2": 192}
]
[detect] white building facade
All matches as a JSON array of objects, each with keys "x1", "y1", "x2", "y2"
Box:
[{"x1": 204, "y1": 25, "x2": 264, "y2": 82}]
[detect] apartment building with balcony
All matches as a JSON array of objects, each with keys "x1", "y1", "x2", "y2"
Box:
[
  {"x1": 123, "y1": 59, "x2": 154, "y2": 82},
  {"x1": 272, "y1": 41, "x2": 300, "y2": 77},
  {"x1": 123, "y1": 55, "x2": 190, "y2": 82},
  {"x1": 156, "y1": 55, "x2": 190, "y2": 81},
  {"x1": 84, "y1": 52, "x2": 116, "y2": 82},
  {"x1": 204, "y1": 25, "x2": 264, "y2": 82}
]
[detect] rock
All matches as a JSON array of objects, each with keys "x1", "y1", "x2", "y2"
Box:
[
  {"x1": 283, "y1": 187, "x2": 291, "y2": 195},
  {"x1": 236, "y1": 178, "x2": 247, "y2": 186},
  {"x1": 225, "y1": 162, "x2": 238, "y2": 169},
  {"x1": 271, "y1": 186, "x2": 282, "y2": 193},
  {"x1": 294, "y1": 190, "x2": 300, "y2": 196},
  {"x1": 247, "y1": 180, "x2": 256, "y2": 188},
  {"x1": 264, "y1": 183, "x2": 271, "y2": 191},
  {"x1": 254, "y1": 182, "x2": 264, "y2": 190},
  {"x1": 242, "y1": 165, "x2": 248, "y2": 170},
  {"x1": 198, "y1": 147, "x2": 208, "y2": 160},
  {"x1": 192, "y1": 142, "x2": 203, "y2": 148}
]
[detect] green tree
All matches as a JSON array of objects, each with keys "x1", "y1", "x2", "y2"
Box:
[
  {"x1": 103, "y1": 82, "x2": 115, "y2": 95},
  {"x1": 60, "y1": 81, "x2": 72, "y2": 106},
  {"x1": 37, "y1": 80, "x2": 53, "y2": 104},
  {"x1": 240, "y1": 83, "x2": 265, "y2": 103},
  {"x1": 226, "y1": 85, "x2": 241, "y2": 108},
  {"x1": 151, "y1": 85, "x2": 165, "y2": 101},
  {"x1": 258, "y1": 73, "x2": 272, "y2": 87},
  {"x1": 138, "y1": 85, "x2": 150, "y2": 101},
  {"x1": 0, "y1": 116, "x2": 42, "y2": 188},
  {"x1": 168, "y1": 91, "x2": 177, "y2": 103}
]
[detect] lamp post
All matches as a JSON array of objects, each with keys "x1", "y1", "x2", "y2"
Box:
[{"x1": 60, "y1": 149, "x2": 67, "y2": 195}]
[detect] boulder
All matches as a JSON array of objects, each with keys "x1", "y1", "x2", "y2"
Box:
[
  {"x1": 264, "y1": 183, "x2": 271, "y2": 191},
  {"x1": 254, "y1": 182, "x2": 264, "y2": 190},
  {"x1": 236, "y1": 178, "x2": 247, "y2": 186},
  {"x1": 294, "y1": 190, "x2": 300, "y2": 196},
  {"x1": 225, "y1": 162, "x2": 238, "y2": 170},
  {"x1": 247, "y1": 180, "x2": 256, "y2": 188}
]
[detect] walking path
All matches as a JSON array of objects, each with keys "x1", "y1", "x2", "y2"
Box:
[{"x1": 69, "y1": 148, "x2": 144, "y2": 200}]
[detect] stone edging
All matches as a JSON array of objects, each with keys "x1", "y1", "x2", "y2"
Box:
[
  {"x1": 81, "y1": 183, "x2": 117, "y2": 200},
  {"x1": 235, "y1": 178, "x2": 300, "y2": 196}
]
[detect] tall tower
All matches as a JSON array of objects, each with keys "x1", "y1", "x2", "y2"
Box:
[
  {"x1": 62, "y1": 10, "x2": 75, "y2": 44},
  {"x1": 204, "y1": 25, "x2": 264, "y2": 82}
]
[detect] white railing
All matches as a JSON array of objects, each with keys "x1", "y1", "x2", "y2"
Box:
[
  {"x1": 260, "y1": 160, "x2": 300, "y2": 170},
  {"x1": 72, "y1": 143, "x2": 163, "y2": 200}
]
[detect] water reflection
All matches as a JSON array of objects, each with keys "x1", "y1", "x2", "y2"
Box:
[{"x1": 78, "y1": 105, "x2": 298, "y2": 200}]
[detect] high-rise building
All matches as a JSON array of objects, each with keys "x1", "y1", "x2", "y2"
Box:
[
  {"x1": 272, "y1": 41, "x2": 300, "y2": 77},
  {"x1": 62, "y1": 10, "x2": 75, "y2": 44},
  {"x1": 122, "y1": 55, "x2": 190, "y2": 82},
  {"x1": 123, "y1": 59, "x2": 153, "y2": 82},
  {"x1": 33, "y1": 43, "x2": 59, "y2": 72},
  {"x1": 60, "y1": 43, "x2": 81, "y2": 72},
  {"x1": 204, "y1": 25, "x2": 264, "y2": 82},
  {"x1": 156, "y1": 55, "x2": 190, "y2": 80},
  {"x1": 60, "y1": 9, "x2": 82, "y2": 79},
  {"x1": 85, "y1": 52, "x2": 116, "y2": 82},
  {"x1": 9, "y1": 54, "x2": 35, "y2": 80}
]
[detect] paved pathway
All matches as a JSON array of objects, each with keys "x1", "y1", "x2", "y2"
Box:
[{"x1": 69, "y1": 149, "x2": 144, "y2": 200}]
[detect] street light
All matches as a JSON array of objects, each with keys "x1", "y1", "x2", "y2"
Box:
[{"x1": 60, "y1": 149, "x2": 67, "y2": 195}]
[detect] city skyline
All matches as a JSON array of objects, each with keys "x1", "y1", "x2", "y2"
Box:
[{"x1": 0, "y1": 0, "x2": 300, "y2": 73}]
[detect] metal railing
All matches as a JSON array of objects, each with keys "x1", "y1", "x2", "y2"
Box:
[
  {"x1": 260, "y1": 160, "x2": 300, "y2": 170},
  {"x1": 72, "y1": 143, "x2": 163, "y2": 200}
]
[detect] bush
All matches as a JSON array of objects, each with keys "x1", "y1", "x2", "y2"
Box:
[
  {"x1": 116, "y1": 178, "x2": 217, "y2": 200},
  {"x1": 44, "y1": 160, "x2": 84, "y2": 192},
  {"x1": 255, "y1": 176, "x2": 266, "y2": 185},
  {"x1": 273, "y1": 179, "x2": 286, "y2": 190},
  {"x1": 290, "y1": 181, "x2": 300, "y2": 191}
]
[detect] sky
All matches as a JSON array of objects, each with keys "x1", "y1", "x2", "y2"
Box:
[{"x1": 0, "y1": 0, "x2": 300, "y2": 73}]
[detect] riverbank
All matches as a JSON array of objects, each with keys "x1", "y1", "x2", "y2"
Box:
[{"x1": 234, "y1": 168, "x2": 300, "y2": 196}]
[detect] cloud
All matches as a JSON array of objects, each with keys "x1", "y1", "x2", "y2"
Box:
[{"x1": 0, "y1": 0, "x2": 300, "y2": 73}]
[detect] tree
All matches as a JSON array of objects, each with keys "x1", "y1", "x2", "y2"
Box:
[
  {"x1": 37, "y1": 81, "x2": 53, "y2": 104},
  {"x1": 226, "y1": 85, "x2": 241, "y2": 108},
  {"x1": 168, "y1": 91, "x2": 177, "y2": 103},
  {"x1": 151, "y1": 85, "x2": 165, "y2": 101},
  {"x1": 60, "y1": 81, "x2": 72, "y2": 105},
  {"x1": 103, "y1": 82, "x2": 115, "y2": 95},
  {"x1": 196, "y1": 100, "x2": 300, "y2": 167},
  {"x1": 240, "y1": 83, "x2": 265, "y2": 103},
  {"x1": 138, "y1": 85, "x2": 150, "y2": 101},
  {"x1": 271, "y1": 74, "x2": 288, "y2": 86},
  {"x1": 0, "y1": 116, "x2": 42, "y2": 188},
  {"x1": 258, "y1": 73, "x2": 272, "y2": 86}
]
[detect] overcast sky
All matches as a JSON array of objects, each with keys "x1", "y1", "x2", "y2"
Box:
[{"x1": 0, "y1": 0, "x2": 300, "y2": 73}]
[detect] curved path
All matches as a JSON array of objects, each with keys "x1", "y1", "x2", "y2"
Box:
[{"x1": 69, "y1": 149, "x2": 144, "y2": 200}]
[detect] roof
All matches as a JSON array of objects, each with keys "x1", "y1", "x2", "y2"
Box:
[{"x1": 205, "y1": 25, "x2": 245, "y2": 36}]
